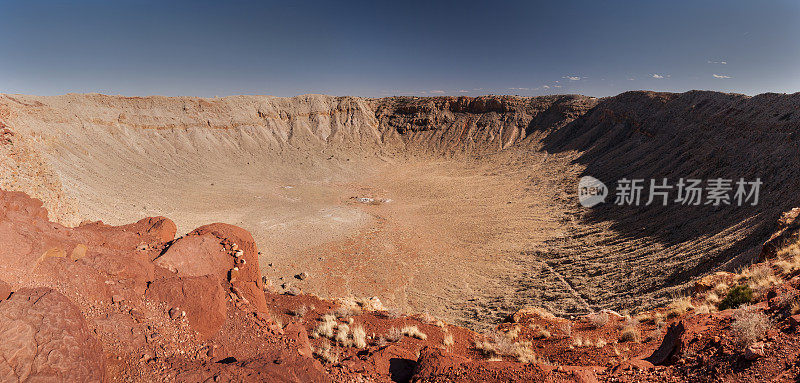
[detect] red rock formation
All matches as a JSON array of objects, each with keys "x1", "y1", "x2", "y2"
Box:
[{"x1": 0, "y1": 287, "x2": 105, "y2": 382}]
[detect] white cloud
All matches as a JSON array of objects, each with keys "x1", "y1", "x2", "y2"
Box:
[
  {"x1": 553, "y1": 85, "x2": 562, "y2": 88},
  {"x1": 712, "y1": 74, "x2": 732, "y2": 79},
  {"x1": 458, "y1": 90, "x2": 469, "y2": 93},
  {"x1": 563, "y1": 75, "x2": 582, "y2": 81},
  {"x1": 429, "y1": 90, "x2": 446, "y2": 94},
  {"x1": 542, "y1": 85, "x2": 550, "y2": 89},
  {"x1": 651, "y1": 74, "x2": 669, "y2": 79},
  {"x1": 508, "y1": 87, "x2": 530, "y2": 91},
  {"x1": 628, "y1": 77, "x2": 636, "y2": 81},
  {"x1": 707, "y1": 60, "x2": 727, "y2": 64}
]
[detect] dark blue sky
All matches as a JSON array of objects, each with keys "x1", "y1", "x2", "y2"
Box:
[{"x1": 1, "y1": 0, "x2": 798, "y2": 97}]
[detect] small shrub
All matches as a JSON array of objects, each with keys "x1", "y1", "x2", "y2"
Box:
[
  {"x1": 619, "y1": 326, "x2": 641, "y2": 343},
  {"x1": 731, "y1": 305, "x2": 770, "y2": 346},
  {"x1": 718, "y1": 285, "x2": 753, "y2": 310}
]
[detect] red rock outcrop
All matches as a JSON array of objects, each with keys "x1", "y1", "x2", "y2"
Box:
[{"x1": 0, "y1": 287, "x2": 105, "y2": 382}]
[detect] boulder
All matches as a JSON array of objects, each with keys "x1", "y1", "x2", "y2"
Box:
[
  {"x1": 156, "y1": 223, "x2": 267, "y2": 313},
  {"x1": 145, "y1": 275, "x2": 227, "y2": 340}
]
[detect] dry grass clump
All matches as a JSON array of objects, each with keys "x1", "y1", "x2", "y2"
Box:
[
  {"x1": 587, "y1": 311, "x2": 609, "y2": 328},
  {"x1": 741, "y1": 264, "x2": 780, "y2": 296},
  {"x1": 443, "y1": 332, "x2": 454, "y2": 347},
  {"x1": 695, "y1": 304, "x2": 714, "y2": 314},
  {"x1": 731, "y1": 304, "x2": 770, "y2": 347},
  {"x1": 705, "y1": 292, "x2": 721, "y2": 304},
  {"x1": 526, "y1": 307, "x2": 557, "y2": 320},
  {"x1": 667, "y1": 296, "x2": 694, "y2": 318},
  {"x1": 311, "y1": 315, "x2": 367, "y2": 349},
  {"x1": 775, "y1": 241, "x2": 800, "y2": 275},
  {"x1": 474, "y1": 333, "x2": 540, "y2": 364},
  {"x1": 775, "y1": 257, "x2": 800, "y2": 275},
  {"x1": 401, "y1": 325, "x2": 428, "y2": 340},
  {"x1": 714, "y1": 282, "x2": 730, "y2": 295},
  {"x1": 311, "y1": 315, "x2": 337, "y2": 338},
  {"x1": 335, "y1": 323, "x2": 351, "y2": 345},
  {"x1": 313, "y1": 339, "x2": 340, "y2": 364},
  {"x1": 351, "y1": 325, "x2": 367, "y2": 348}
]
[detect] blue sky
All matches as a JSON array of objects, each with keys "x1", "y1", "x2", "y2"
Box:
[{"x1": 1, "y1": 0, "x2": 798, "y2": 97}]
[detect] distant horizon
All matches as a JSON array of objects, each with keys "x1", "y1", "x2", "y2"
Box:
[
  {"x1": 3, "y1": 88, "x2": 798, "y2": 100},
  {"x1": 2, "y1": 0, "x2": 798, "y2": 98}
]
